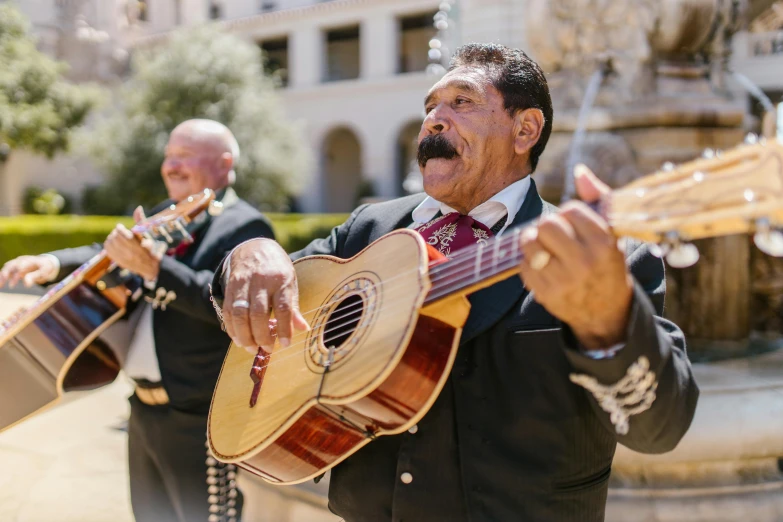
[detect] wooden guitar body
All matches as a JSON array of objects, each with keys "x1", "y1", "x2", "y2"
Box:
[
  {"x1": 209, "y1": 230, "x2": 471, "y2": 484},
  {"x1": 0, "y1": 189, "x2": 216, "y2": 433},
  {"x1": 0, "y1": 256, "x2": 125, "y2": 432}
]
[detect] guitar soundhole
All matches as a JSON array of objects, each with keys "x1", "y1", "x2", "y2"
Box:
[
  {"x1": 305, "y1": 273, "x2": 381, "y2": 372},
  {"x1": 324, "y1": 294, "x2": 364, "y2": 349}
]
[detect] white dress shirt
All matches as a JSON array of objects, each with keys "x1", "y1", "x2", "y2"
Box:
[{"x1": 411, "y1": 176, "x2": 531, "y2": 233}]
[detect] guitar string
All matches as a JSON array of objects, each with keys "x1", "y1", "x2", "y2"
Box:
[
  {"x1": 232, "y1": 229, "x2": 527, "y2": 366},
  {"x1": 264, "y1": 226, "x2": 525, "y2": 323},
  {"x1": 232, "y1": 228, "x2": 525, "y2": 361},
  {"x1": 243, "y1": 252, "x2": 526, "y2": 372}
]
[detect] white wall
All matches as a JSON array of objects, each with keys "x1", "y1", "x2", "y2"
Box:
[{"x1": 731, "y1": 30, "x2": 783, "y2": 91}]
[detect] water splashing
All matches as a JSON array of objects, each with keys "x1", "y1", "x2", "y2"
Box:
[
  {"x1": 561, "y1": 67, "x2": 605, "y2": 203},
  {"x1": 731, "y1": 71, "x2": 776, "y2": 113}
]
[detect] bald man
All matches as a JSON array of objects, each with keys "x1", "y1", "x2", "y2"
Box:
[{"x1": 0, "y1": 119, "x2": 274, "y2": 522}]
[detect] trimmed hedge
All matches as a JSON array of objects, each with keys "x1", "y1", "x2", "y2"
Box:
[{"x1": 0, "y1": 214, "x2": 349, "y2": 265}]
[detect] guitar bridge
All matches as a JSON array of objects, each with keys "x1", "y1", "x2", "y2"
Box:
[{"x1": 248, "y1": 348, "x2": 270, "y2": 408}]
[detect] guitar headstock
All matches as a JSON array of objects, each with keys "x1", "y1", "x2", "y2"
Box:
[
  {"x1": 132, "y1": 189, "x2": 217, "y2": 249},
  {"x1": 607, "y1": 135, "x2": 783, "y2": 268}
]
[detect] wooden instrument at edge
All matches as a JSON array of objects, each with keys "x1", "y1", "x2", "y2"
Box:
[
  {"x1": 0, "y1": 190, "x2": 216, "y2": 432},
  {"x1": 208, "y1": 137, "x2": 783, "y2": 485}
]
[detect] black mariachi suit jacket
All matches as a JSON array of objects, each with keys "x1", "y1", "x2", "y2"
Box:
[
  {"x1": 212, "y1": 180, "x2": 699, "y2": 521},
  {"x1": 50, "y1": 194, "x2": 274, "y2": 413}
]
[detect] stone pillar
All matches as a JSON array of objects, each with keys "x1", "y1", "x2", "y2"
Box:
[
  {"x1": 360, "y1": 14, "x2": 398, "y2": 79},
  {"x1": 361, "y1": 125, "x2": 397, "y2": 200},
  {"x1": 290, "y1": 25, "x2": 323, "y2": 89}
]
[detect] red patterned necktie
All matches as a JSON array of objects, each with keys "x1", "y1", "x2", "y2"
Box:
[
  {"x1": 167, "y1": 233, "x2": 196, "y2": 258},
  {"x1": 415, "y1": 212, "x2": 494, "y2": 257}
]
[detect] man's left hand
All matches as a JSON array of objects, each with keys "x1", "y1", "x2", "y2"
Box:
[
  {"x1": 104, "y1": 206, "x2": 162, "y2": 283},
  {"x1": 519, "y1": 165, "x2": 633, "y2": 350}
]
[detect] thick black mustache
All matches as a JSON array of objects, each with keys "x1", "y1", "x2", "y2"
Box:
[{"x1": 417, "y1": 134, "x2": 458, "y2": 167}]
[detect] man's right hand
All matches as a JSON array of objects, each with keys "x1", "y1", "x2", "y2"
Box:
[
  {"x1": 0, "y1": 255, "x2": 58, "y2": 289},
  {"x1": 223, "y1": 239, "x2": 309, "y2": 353}
]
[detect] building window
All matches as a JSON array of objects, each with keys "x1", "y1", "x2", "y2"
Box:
[
  {"x1": 399, "y1": 12, "x2": 437, "y2": 73},
  {"x1": 260, "y1": 1, "x2": 277, "y2": 12},
  {"x1": 137, "y1": 0, "x2": 149, "y2": 22},
  {"x1": 259, "y1": 37, "x2": 289, "y2": 87},
  {"x1": 324, "y1": 25, "x2": 360, "y2": 82},
  {"x1": 209, "y1": 1, "x2": 223, "y2": 20}
]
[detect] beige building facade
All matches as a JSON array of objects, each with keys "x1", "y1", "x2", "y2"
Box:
[{"x1": 1, "y1": 0, "x2": 782, "y2": 214}]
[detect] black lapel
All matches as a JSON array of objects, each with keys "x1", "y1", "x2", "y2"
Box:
[{"x1": 459, "y1": 178, "x2": 550, "y2": 345}]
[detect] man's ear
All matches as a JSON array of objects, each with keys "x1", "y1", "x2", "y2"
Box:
[
  {"x1": 514, "y1": 108, "x2": 544, "y2": 158},
  {"x1": 220, "y1": 152, "x2": 233, "y2": 171}
]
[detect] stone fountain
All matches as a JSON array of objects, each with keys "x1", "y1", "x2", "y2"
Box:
[{"x1": 525, "y1": 0, "x2": 783, "y2": 520}]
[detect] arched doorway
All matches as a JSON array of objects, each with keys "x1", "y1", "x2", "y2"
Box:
[
  {"x1": 322, "y1": 127, "x2": 362, "y2": 212},
  {"x1": 396, "y1": 120, "x2": 423, "y2": 196}
]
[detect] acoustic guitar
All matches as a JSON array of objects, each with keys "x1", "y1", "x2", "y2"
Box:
[
  {"x1": 208, "y1": 137, "x2": 783, "y2": 485},
  {"x1": 0, "y1": 189, "x2": 218, "y2": 433}
]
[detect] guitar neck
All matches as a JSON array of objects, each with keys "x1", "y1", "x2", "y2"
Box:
[
  {"x1": 423, "y1": 199, "x2": 609, "y2": 304},
  {"x1": 424, "y1": 227, "x2": 528, "y2": 304}
]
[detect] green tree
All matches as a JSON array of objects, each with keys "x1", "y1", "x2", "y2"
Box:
[
  {"x1": 0, "y1": 4, "x2": 100, "y2": 159},
  {"x1": 84, "y1": 25, "x2": 308, "y2": 214}
]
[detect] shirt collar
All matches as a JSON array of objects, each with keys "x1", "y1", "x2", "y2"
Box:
[{"x1": 411, "y1": 176, "x2": 531, "y2": 235}]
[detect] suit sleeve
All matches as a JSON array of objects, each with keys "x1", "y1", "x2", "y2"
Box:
[
  {"x1": 151, "y1": 218, "x2": 275, "y2": 324},
  {"x1": 49, "y1": 245, "x2": 104, "y2": 282},
  {"x1": 209, "y1": 204, "x2": 370, "y2": 306},
  {"x1": 560, "y1": 241, "x2": 699, "y2": 454}
]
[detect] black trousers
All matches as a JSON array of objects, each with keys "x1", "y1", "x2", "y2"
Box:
[{"x1": 128, "y1": 395, "x2": 243, "y2": 522}]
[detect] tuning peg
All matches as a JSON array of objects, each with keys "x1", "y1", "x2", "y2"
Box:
[
  {"x1": 157, "y1": 226, "x2": 174, "y2": 243},
  {"x1": 666, "y1": 243, "x2": 700, "y2": 268},
  {"x1": 649, "y1": 243, "x2": 667, "y2": 259},
  {"x1": 702, "y1": 148, "x2": 715, "y2": 159},
  {"x1": 173, "y1": 218, "x2": 194, "y2": 244},
  {"x1": 744, "y1": 133, "x2": 758, "y2": 145},
  {"x1": 661, "y1": 161, "x2": 676, "y2": 172},
  {"x1": 654, "y1": 232, "x2": 699, "y2": 268},
  {"x1": 208, "y1": 200, "x2": 224, "y2": 217},
  {"x1": 753, "y1": 218, "x2": 783, "y2": 257}
]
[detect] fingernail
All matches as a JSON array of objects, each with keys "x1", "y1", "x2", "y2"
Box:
[
  {"x1": 521, "y1": 227, "x2": 538, "y2": 242},
  {"x1": 279, "y1": 337, "x2": 290, "y2": 348},
  {"x1": 244, "y1": 346, "x2": 256, "y2": 355}
]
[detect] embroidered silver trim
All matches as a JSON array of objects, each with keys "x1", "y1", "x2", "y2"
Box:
[
  {"x1": 159, "y1": 290, "x2": 177, "y2": 311},
  {"x1": 569, "y1": 355, "x2": 658, "y2": 435},
  {"x1": 144, "y1": 287, "x2": 168, "y2": 310}
]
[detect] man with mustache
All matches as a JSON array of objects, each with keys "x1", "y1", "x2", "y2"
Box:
[
  {"x1": 0, "y1": 119, "x2": 274, "y2": 522},
  {"x1": 211, "y1": 44, "x2": 698, "y2": 521}
]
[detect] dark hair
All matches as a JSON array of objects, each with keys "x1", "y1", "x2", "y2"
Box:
[{"x1": 448, "y1": 43, "x2": 553, "y2": 172}]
